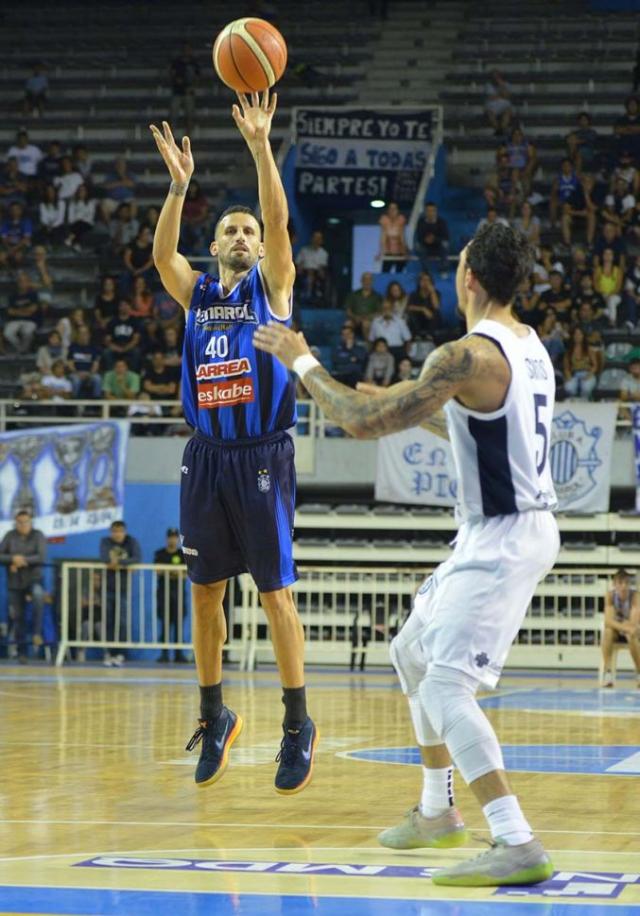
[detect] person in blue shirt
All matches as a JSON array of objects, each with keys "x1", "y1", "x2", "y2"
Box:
[
  {"x1": 0, "y1": 202, "x2": 32, "y2": 268},
  {"x1": 149, "y1": 89, "x2": 317, "y2": 796}
]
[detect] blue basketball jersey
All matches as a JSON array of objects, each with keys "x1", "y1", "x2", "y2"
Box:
[{"x1": 182, "y1": 263, "x2": 297, "y2": 440}]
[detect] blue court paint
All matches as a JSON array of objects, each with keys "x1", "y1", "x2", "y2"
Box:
[
  {"x1": 2, "y1": 887, "x2": 640, "y2": 916},
  {"x1": 345, "y1": 744, "x2": 640, "y2": 775}
]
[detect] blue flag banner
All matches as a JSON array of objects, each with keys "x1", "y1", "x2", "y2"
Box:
[
  {"x1": 293, "y1": 107, "x2": 433, "y2": 205},
  {"x1": 0, "y1": 421, "x2": 129, "y2": 537},
  {"x1": 375, "y1": 403, "x2": 618, "y2": 513}
]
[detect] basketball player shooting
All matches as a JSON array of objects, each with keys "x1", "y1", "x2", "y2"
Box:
[
  {"x1": 149, "y1": 90, "x2": 318, "y2": 796},
  {"x1": 254, "y1": 224, "x2": 560, "y2": 885}
]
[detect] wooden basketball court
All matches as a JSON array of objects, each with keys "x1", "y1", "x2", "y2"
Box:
[{"x1": 1, "y1": 663, "x2": 639, "y2": 915}]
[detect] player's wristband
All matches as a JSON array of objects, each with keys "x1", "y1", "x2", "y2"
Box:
[
  {"x1": 169, "y1": 181, "x2": 189, "y2": 196},
  {"x1": 292, "y1": 354, "x2": 321, "y2": 381}
]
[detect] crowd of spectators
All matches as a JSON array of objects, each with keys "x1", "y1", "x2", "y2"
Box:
[
  {"x1": 0, "y1": 127, "x2": 204, "y2": 424},
  {"x1": 476, "y1": 89, "x2": 640, "y2": 401}
]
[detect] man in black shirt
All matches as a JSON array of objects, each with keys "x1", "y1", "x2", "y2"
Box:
[
  {"x1": 68, "y1": 325, "x2": 102, "y2": 397},
  {"x1": 415, "y1": 201, "x2": 450, "y2": 274},
  {"x1": 38, "y1": 140, "x2": 63, "y2": 184},
  {"x1": 142, "y1": 350, "x2": 178, "y2": 401},
  {"x1": 539, "y1": 270, "x2": 572, "y2": 321},
  {"x1": 154, "y1": 528, "x2": 188, "y2": 663},
  {"x1": 332, "y1": 323, "x2": 368, "y2": 388},
  {"x1": 104, "y1": 300, "x2": 141, "y2": 369},
  {"x1": 99, "y1": 521, "x2": 141, "y2": 666}
]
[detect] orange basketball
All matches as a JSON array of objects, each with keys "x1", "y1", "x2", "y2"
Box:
[{"x1": 213, "y1": 18, "x2": 287, "y2": 94}]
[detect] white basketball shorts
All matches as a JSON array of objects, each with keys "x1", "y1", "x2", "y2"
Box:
[{"x1": 400, "y1": 510, "x2": 560, "y2": 689}]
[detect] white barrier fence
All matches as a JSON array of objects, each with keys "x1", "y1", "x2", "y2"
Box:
[
  {"x1": 56, "y1": 562, "x2": 630, "y2": 673},
  {"x1": 55, "y1": 563, "x2": 256, "y2": 667}
]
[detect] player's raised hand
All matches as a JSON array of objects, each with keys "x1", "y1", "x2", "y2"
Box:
[
  {"x1": 232, "y1": 90, "x2": 277, "y2": 150},
  {"x1": 149, "y1": 121, "x2": 194, "y2": 184},
  {"x1": 254, "y1": 321, "x2": 309, "y2": 369}
]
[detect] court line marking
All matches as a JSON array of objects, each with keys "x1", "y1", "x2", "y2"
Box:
[
  {"x1": 0, "y1": 845, "x2": 633, "y2": 865},
  {"x1": 1, "y1": 818, "x2": 639, "y2": 838}
]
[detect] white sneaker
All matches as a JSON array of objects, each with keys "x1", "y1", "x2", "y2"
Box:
[
  {"x1": 103, "y1": 653, "x2": 114, "y2": 667},
  {"x1": 112, "y1": 654, "x2": 125, "y2": 667},
  {"x1": 602, "y1": 670, "x2": 614, "y2": 688}
]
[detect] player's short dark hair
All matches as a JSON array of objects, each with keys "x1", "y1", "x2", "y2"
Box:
[
  {"x1": 111, "y1": 520, "x2": 126, "y2": 530},
  {"x1": 15, "y1": 509, "x2": 31, "y2": 520},
  {"x1": 215, "y1": 205, "x2": 262, "y2": 238},
  {"x1": 466, "y1": 223, "x2": 534, "y2": 306}
]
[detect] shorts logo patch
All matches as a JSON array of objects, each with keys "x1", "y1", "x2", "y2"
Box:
[
  {"x1": 181, "y1": 465, "x2": 189, "y2": 474},
  {"x1": 474, "y1": 652, "x2": 490, "y2": 668},
  {"x1": 197, "y1": 379, "x2": 255, "y2": 407},
  {"x1": 257, "y1": 468, "x2": 271, "y2": 493}
]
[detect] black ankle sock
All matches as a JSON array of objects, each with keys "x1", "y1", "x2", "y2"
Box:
[
  {"x1": 199, "y1": 683, "x2": 223, "y2": 722},
  {"x1": 282, "y1": 686, "x2": 307, "y2": 729}
]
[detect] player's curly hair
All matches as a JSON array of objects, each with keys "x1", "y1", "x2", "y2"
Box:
[{"x1": 465, "y1": 223, "x2": 534, "y2": 306}]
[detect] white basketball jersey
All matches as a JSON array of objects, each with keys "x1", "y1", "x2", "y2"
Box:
[{"x1": 443, "y1": 319, "x2": 557, "y2": 521}]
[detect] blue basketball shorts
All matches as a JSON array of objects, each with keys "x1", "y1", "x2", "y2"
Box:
[{"x1": 179, "y1": 430, "x2": 298, "y2": 592}]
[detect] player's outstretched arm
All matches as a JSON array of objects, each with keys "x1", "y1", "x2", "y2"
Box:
[
  {"x1": 254, "y1": 323, "x2": 476, "y2": 439},
  {"x1": 149, "y1": 121, "x2": 201, "y2": 310},
  {"x1": 232, "y1": 91, "x2": 295, "y2": 316}
]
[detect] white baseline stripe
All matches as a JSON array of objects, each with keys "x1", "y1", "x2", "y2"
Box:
[{"x1": 0, "y1": 818, "x2": 638, "y2": 837}]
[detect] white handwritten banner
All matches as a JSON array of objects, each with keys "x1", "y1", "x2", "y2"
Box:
[
  {"x1": 375, "y1": 403, "x2": 618, "y2": 513},
  {"x1": 375, "y1": 428, "x2": 457, "y2": 507},
  {"x1": 294, "y1": 107, "x2": 434, "y2": 205},
  {"x1": 0, "y1": 421, "x2": 129, "y2": 537}
]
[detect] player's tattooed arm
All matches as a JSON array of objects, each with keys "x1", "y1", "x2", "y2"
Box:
[
  {"x1": 302, "y1": 342, "x2": 473, "y2": 439},
  {"x1": 253, "y1": 321, "x2": 480, "y2": 439},
  {"x1": 355, "y1": 380, "x2": 449, "y2": 440}
]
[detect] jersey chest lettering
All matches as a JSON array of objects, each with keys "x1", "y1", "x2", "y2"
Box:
[{"x1": 194, "y1": 300, "x2": 258, "y2": 325}]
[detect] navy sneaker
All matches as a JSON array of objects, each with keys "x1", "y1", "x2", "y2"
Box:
[
  {"x1": 185, "y1": 706, "x2": 243, "y2": 788},
  {"x1": 275, "y1": 717, "x2": 319, "y2": 795}
]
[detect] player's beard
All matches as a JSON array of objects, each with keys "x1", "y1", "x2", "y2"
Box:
[{"x1": 220, "y1": 249, "x2": 257, "y2": 272}]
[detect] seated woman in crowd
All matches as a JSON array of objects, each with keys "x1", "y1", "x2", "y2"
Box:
[
  {"x1": 563, "y1": 325, "x2": 598, "y2": 400},
  {"x1": 180, "y1": 179, "x2": 210, "y2": 253},
  {"x1": 64, "y1": 183, "x2": 97, "y2": 251},
  {"x1": 383, "y1": 280, "x2": 409, "y2": 318},
  {"x1": 513, "y1": 201, "x2": 541, "y2": 250},
  {"x1": 504, "y1": 128, "x2": 538, "y2": 194},
  {"x1": 122, "y1": 225, "x2": 155, "y2": 293},
  {"x1": 406, "y1": 271, "x2": 442, "y2": 339},
  {"x1": 593, "y1": 247, "x2": 624, "y2": 325},
  {"x1": 95, "y1": 275, "x2": 119, "y2": 329},
  {"x1": 37, "y1": 184, "x2": 66, "y2": 246}
]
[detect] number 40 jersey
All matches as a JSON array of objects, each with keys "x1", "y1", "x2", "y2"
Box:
[
  {"x1": 181, "y1": 263, "x2": 297, "y2": 440},
  {"x1": 444, "y1": 319, "x2": 558, "y2": 521}
]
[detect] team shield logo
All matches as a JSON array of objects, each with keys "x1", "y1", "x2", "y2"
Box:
[
  {"x1": 257, "y1": 468, "x2": 271, "y2": 493},
  {"x1": 550, "y1": 410, "x2": 602, "y2": 507}
]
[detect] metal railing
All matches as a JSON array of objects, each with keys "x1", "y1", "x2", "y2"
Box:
[
  {"x1": 56, "y1": 562, "x2": 629, "y2": 673},
  {"x1": 55, "y1": 562, "x2": 257, "y2": 667},
  {"x1": 1, "y1": 398, "x2": 636, "y2": 435}
]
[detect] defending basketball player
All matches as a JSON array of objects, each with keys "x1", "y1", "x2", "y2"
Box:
[
  {"x1": 149, "y1": 90, "x2": 318, "y2": 796},
  {"x1": 254, "y1": 224, "x2": 560, "y2": 885}
]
